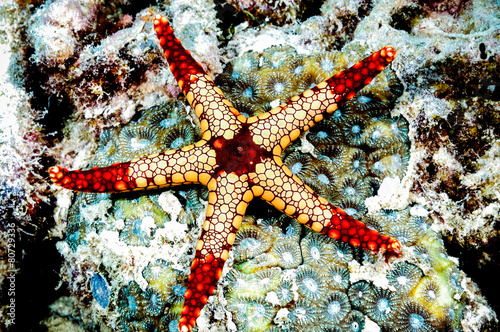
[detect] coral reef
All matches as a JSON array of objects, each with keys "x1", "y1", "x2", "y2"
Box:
[
  {"x1": 50, "y1": 39, "x2": 479, "y2": 331},
  {"x1": 1, "y1": 0, "x2": 499, "y2": 330}
]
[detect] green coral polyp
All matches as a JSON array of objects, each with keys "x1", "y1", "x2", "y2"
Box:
[
  {"x1": 270, "y1": 237, "x2": 302, "y2": 269},
  {"x1": 342, "y1": 114, "x2": 369, "y2": 146},
  {"x1": 116, "y1": 124, "x2": 162, "y2": 161},
  {"x1": 295, "y1": 265, "x2": 328, "y2": 301},
  {"x1": 300, "y1": 231, "x2": 335, "y2": 267},
  {"x1": 227, "y1": 296, "x2": 276, "y2": 332},
  {"x1": 387, "y1": 262, "x2": 423, "y2": 293},
  {"x1": 342, "y1": 148, "x2": 368, "y2": 177},
  {"x1": 260, "y1": 70, "x2": 296, "y2": 102},
  {"x1": 348, "y1": 91, "x2": 391, "y2": 113},
  {"x1": 260, "y1": 45, "x2": 297, "y2": 70},
  {"x1": 118, "y1": 281, "x2": 147, "y2": 321},
  {"x1": 308, "y1": 123, "x2": 343, "y2": 147},
  {"x1": 283, "y1": 151, "x2": 315, "y2": 177},
  {"x1": 233, "y1": 223, "x2": 275, "y2": 262},
  {"x1": 288, "y1": 299, "x2": 319, "y2": 327},
  {"x1": 144, "y1": 288, "x2": 167, "y2": 316},
  {"x1": 341, "y1": 310, "x2": 365, "y2": 332},
  {"x1": 160, "y1": 122, "x2": 196, "y2": 150},
  {"x1": 361, "y1": 286, "x2": 401, "y2": 327},
  {"x1": 330, "y1": 241, "x2": 354, "y2": 265},
  {"x1": 141, "y1": 102, "x2": 184, "y2": 129},
  {"x1": 324, "y1": 265, "x2": 350, "y2": 290},
  {"x1": 394, "y1": 301, "x2": 436, "y2": 332},
  {"x1": 320, "y1": 290, "x2": 351, "y2": 326},
  {"x1": 348, "y1": 281, "x2": 373, "y2": 309}
]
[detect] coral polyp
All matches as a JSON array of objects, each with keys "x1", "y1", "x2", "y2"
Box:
[
  {"x1": 413, "y1": 277, "x2": 441, "y2": 306},
  {"x1": 337, "y1": 176, "x2": 371, "y2": 199},
  {"x1": 270, "y1": 237, "x2": 302, "y2": 269},
  {"x1": 331, "y1": 196, "x2": 367, "y2": 219},
  {"x1": 341, "y1": 310, "x2": 366, "y2": 332},
  {"x1": 288, "y1": 300, "x2": 319, "y2": 328},
  {"x1": 301, "y1": 231, "x2": 335, "y2": 267},
  {"x1": 116, "y1": 124, "x2": 162, "y2": 161},
  {"x1": 259, "y1": 70, "x2": 296, "y2": 103},
  {"x1": 364, "y1": 120, "x2": 399, "y2": 149},
  {"x1": 387, "y1": 262, "x2": 423, "y2": 294},
  {"x1": 144, "y1": 288, "x2": 167, "y2": 317},
  {"x1": 307, "y1": 122, "x2": 342, "y2": 146},
  {"x1": 347, "y1": 90, "x2": 391, "y2": 113},
  {"x1": 230, "y1": 53, "x2": 260, "y2": 78},
  {"x1": 361, "y1": 286, "x2": 401, "y2": 327},
  {"x1": 260, "y1": 45, "x2": 297, "y2": 70},
  {"x1": 275, "y1": 280, "x2": 294, "y2": 305},
  {"x1": 142, "y1": 102, "x2": 184, "y2": 130},
  {"x1": 342, "y1": 115, "x2": 368, "y2": 146},
  {"x1": 159, "y1": 122, "x2": 196, "y2": 150},
  {"x1": 118, "y1": 282, "x2": 147, "y2": 321},
  {"x1": 233, "y1": 223, "x2": 274, "y2": 262},
  {"x1": 227, "y1": 296, "x2": 276, "y2": 332},
  {"x1": 348, "y1": 281, "x2": 373, "y2": 309},
  {"x1": 319, "y1": 291, "x2": 351, "y2": 327},
  {"x1": 223, "y1": 73, "x2": 266, "y2": 116},
  {"x1": 394, "y1": 301, "x2": 436, "y2": 332},
  {"x1": 296, "y1": 265, "x2": 328, "y2": 301},
  {"x1": 341, "y1": 148, "x2": 368, "y2": 177},
  {"x1": 305, "y1": 161, "x2": 339, "y2": 198},
  {"x1": 305, "y1": 51, "x2": 346, "y2": 78},
  {"x1": 283, "y1": 151, "x2": 315, "y2": 178},
  {"x1": 324, "y1": 265, "x2": 350, "y2": 291}
]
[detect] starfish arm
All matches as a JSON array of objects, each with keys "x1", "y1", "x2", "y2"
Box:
[
  {"x1": 153, "y1": 14, "x2": 245, "y2": 139},
  {"x1": 48, "y1": 144, "x2": 217, "y2": 192},
  {"x1": 249, "y1": 47, "x2": 396, "y2": 153},
  {"x1": 180, "y1": 174, "x2": 253, "y2": 332},
  {"x1": 251, "y1": 159, "x2": 401, "y2": 256}
]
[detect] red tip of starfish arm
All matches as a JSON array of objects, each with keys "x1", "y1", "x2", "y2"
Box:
[
  {"x1": 48, "y1": 163, "x2": 136, "y2": 192},
  {"x1": 324, "y1": 206, "x2": 402, "y2": 260},
  {"x1": 327, "y1": 46, "x2": 397, "y2": 104},
  {"x1": 179, "y1": 254, "x2": 225, "y2": 332},
  {"x1": 49, "y1": 165, "x2": 78, "y2": 188},
  {"x1": 382, "y1": 238, "x2": 402, "y2": 261},
  {"x1": 152, "y1": 14, "x2": 205, "y2": 94},
  {"x1": 376, "y1": 46, "x2": 397, "y2": 65},
  {"x1": 180, "y1": 325, "x2": 191, "y2": 332}
]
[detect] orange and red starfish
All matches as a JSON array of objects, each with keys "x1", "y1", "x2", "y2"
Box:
[{"x1": 49, "y1": 14, "x2": 401, "y2": 332}]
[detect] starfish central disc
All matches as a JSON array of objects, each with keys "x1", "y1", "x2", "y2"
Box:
[{"x1": 211, "y1": 124, "x2": 272, "y2": 177}]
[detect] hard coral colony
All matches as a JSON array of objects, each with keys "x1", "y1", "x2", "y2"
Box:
[{"x1": 49, "y1": 13, "x2": 402, "y2": 331}]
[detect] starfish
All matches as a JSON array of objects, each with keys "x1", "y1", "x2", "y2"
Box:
[{"x1": 49, "y1": 14, "x2": 401, "y2": 332}]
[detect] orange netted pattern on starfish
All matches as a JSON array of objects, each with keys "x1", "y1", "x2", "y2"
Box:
[{"x1": 48, "y1": 13, "x2": 401, "y2": 332}]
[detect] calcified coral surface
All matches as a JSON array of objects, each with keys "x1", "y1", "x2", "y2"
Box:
[{"x1": 2, "y1": 0, "x2": 499, "y2": 330}]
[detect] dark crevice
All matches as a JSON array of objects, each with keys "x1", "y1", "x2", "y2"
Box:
[
  {"x1": 299, "y1": 0, "x2": 323, "y2": 21},
  {"x1": 390, "y1": 4, "x2": 422, "y2": 33},
  {"x1": 444, "y1": 237, "x2": 500, "y2": 317},
  {"x1": 121, "y1": 0, "x2": 157, "y2": 17},
  {"x1": 3, "y1": 213, "x2": 66, "y2": 332},
  {"x1": 25, "y1": 48, "x2": 74, "y2": 144},
  {"x1": 215, "y1": 0, "x2": 246, "y2": 46}
]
